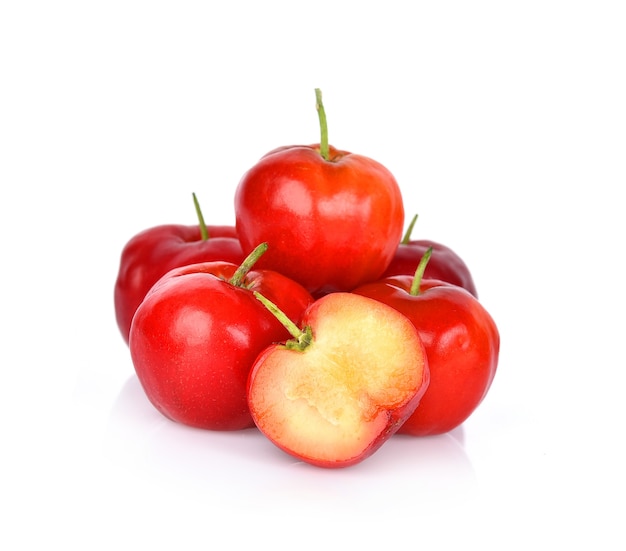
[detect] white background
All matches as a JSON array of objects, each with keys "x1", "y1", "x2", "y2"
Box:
[{"x1": 2, "y1": 1, "x2": 625, "y2": 549}]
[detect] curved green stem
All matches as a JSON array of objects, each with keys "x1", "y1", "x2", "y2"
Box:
[
  {"x1": 401, "y1": 214, "x2": 419, "y2": 244},
  {"x1": 315, "y1": 88, "x2": 329, "y2": 161},
  {"x1": 410, "y1": 246, "x2": 433, "y2": 296},
  {"x1": 192, "y1": 192, "x2": 209, "y2": 241},
  {"x1": 229, "y1": 242, "x2": 268, "y2": 287},
  {"x1": 254, "y1": 291, "x2": 313, "y2": 351}
]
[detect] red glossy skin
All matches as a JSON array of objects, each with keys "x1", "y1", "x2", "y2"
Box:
[
  {"x1": 383, "y1": 239, "x2": 478, "y2": 297},
  {"x1": 234, "y1": 144, "x2": 405, "y2": 296},
  {"x1": 114, "y1": 224, "x2": 244, "y2": 343},
  {"x1": 352, "y1": 276, "x2": 499, "y2": 436},
  {"x1": 129, "y1": 261, "x2": 314, "y2": 431}
]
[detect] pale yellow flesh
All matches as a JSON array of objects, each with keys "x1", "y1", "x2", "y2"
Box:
[{"x1": 250, "y1": 293, "x2": 426, "y2": 463}]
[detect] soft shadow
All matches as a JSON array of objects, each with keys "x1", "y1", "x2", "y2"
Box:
[{"x1": 104, "y1": 374, "x2": 477, "y2": 513}]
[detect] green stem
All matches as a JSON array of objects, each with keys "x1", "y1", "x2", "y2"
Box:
[
  {"x1": 315, "y1": 88, "x2": 329, "y2": 161},
  {"x1": 401, "y1": 214, "x2": 418, "y2": 244},
  {"x1": 229, "y1": 242, "x2": 268, "y2": 287},
  {"x1": 254, "y1": 291, "x2": 313, "y2": 351},
  {"x1": 192, "y1": 192, "x2": 209, "y2": 241},
  {"x1": 410, "y1": 246, "x2": 433, "y2": 296}
]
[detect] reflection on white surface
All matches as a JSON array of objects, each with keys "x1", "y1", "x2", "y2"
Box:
[{"x1": 104, "y1": 375, "x2": 477, "y2": 515}]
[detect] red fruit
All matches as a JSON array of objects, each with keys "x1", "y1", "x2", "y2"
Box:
[
  {"x1": 234, "y1": 89, "x2": 404, "y2": 296},
  {"x1": 129, "y1": 244, "x2": 314, "y2": 431},
  {"x1": 248, "y1": 292, "x2": 429, "y2": 467},
  {"x1": 353, "y1": 249, "x2": 499, "y2": 436}
]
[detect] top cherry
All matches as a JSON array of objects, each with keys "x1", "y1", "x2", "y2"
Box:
[{"x1": 234, "y1": 89, "x2": 405, "y2": 296}]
